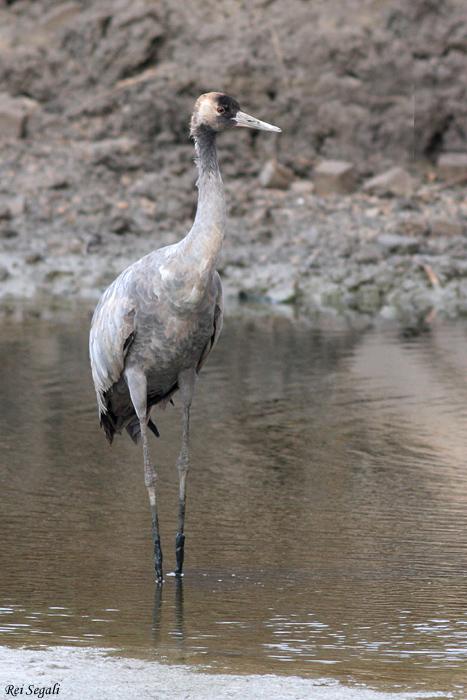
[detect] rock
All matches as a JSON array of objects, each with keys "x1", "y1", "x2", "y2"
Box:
[
  {"x1": 377, "y1": 233, "x2": 420, "y2": 254},
  {"x1": 74, "y1": 137, "x2": 139, "y2": 163},
  {"x1": 0, "y1": 266, "x2": 10, "y2": 281},
  {"x1": 314, "y1": 160, "x2": 356, "y2": 195},
  {"x1": 109, "y1": 215, "x2": 135, "y2": 235},
  {"x1": 250, "y1": 206, "x2": 272, "y2": 227},
  {"x1": 7, "y1": 196, "x2": 26, "y2": 218},
  {"x1": 430, "y1": 217, "x2": 465, "y2": 237},
  {"x1": 25, "y1": 253, "x2": 44, "y2": 264},
  {"x1": 30, "y1": 3, "x2": 83, "y2": 47},
  {"x1": 396, "y1": 216, "x2": 429, "y2": 237},
  {"x1": 258, "y1": 159, "x2": 294, "y2": 189},
  {"x1": 266, "y1": 282, "x2": 298, "y2": 305},
  {"x1": 40, "y1": 3, "x2": 82, "y2": 32},
  {"x1": 354, "y1": 244, "x2": 382, "y2": 264},
  {"x1": 300, "y1": 227, "x2": 319, "y2": 246},
  {"x1": 44, "y1": 269, "x2": 74, "y2": 282},
  {"x1": 129, "y1": 173, "x2": 163, "y2": 200},
  {"x1": 436, "y1": 153, "x2": 467, "y2": 182},
  {"x1": 362, "y1": 167, "x2": 414, "y2": 197},
  {"x1": 0, "y1": 227, "x2": 18, "y2": 239},
  {"x1": 0, "y1": 93, "x2": 28, "y2": 139},
  {"x1": 290, "y1": 180, "x2": 314, "y2": 195},
  {"x1": 0, "y1": 205, "x2": 11, "y2": 220},
  {"x1": 450, "y1": 259, "x2": 467, "y2": 277}
]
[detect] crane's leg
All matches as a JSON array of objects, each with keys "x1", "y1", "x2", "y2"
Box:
[
  {"x1": 125, "y1": 368, "x2": 163, "y2": 583},
  {"x1": 175, "y1": 367, "x2": 197, "y2": 577}
]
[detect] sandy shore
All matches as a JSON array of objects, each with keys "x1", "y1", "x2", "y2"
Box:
[{"x1": 0, "y1": 646, "x2": 447, "y2": 700}]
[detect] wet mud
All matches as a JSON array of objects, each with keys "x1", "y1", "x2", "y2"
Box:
[{"x1": 0, "y1": 0, "x2": 466, "y2": 325}]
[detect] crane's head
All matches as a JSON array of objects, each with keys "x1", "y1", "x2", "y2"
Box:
[{"x1": 190, "y1": 92, "x2": 281, "y2": 136}]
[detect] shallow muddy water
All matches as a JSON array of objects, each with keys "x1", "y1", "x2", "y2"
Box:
[{"x1": 1, "y1": 308, "x2": 467, "y2": 696}]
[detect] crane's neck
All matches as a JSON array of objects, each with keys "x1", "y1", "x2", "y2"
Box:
[{"x1": 180, "y1": 126, "x2": 226, "y2": 277}]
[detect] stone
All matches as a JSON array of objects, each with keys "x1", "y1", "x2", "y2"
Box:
[
  {"x1": 0, "y1": 227, "x2": 18, "y2": 239},
  {"x1": 437, "y1": 153, "x2": 467, "y2": 182},
  {"x1": 431, "y1": 217, "x2": 465, "y2": 237},
  {"x1": 8, "y1": 196, "x2": 26, "y2": 218},
  {"x1": 25, "y1": 253, "x2": 44, "y2": 264},
  {"x1": 0, "y1": 93, "x2": 27, "y2": 139},
  {"x1": 354, "y1": 244, "x2": 382, "y2": 264},
  {"x1": 30, "y1": 3, "x2": 82, "y2": 47},
  {"x1": 362, "y1": 167, "x2": 414, "y2": 197},
  {"x1": 313, "y1": 160, "x2": 356, "y2": 195},
  {"x1": 377, "y1": 233, "x2": 420, "y2": 253},
  {"x1": 75, "y1": 137, "x2": 139, "y2": 163},
  {"x1": 109, "y1": 215, "x2": 135, "y2": 235},
  {"x1": 396, "y1": 215, "x2": 429, "y2": 236},
  {"x1": 40, "y1": 3, "x2": 82, "y2": 32},
  {"x1": 0, "y1": 205, "x2": 11, "y2": 220},
  {"x1": 266, "y1": 282, "x2": 298, "y2": 304},
  {"x1": 450, "y1": 259, "x2": 467, "y2": 277},
  {"x1": 290, "y1": 180, "x2": 314, "y2": 195},
  {"x1": 258, "y1": 159, "x2": 294, "y2": 189}
]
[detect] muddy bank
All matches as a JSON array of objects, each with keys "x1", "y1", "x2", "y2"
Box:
[
  {"x1": 0, "y1": 646, "x2": 448, "y2": 700},
  {"x1": 1, "y1": 168, "x2": 466, "y2": 330},
  {"x1": 0, "y1": 0, "x2": 466, "y2": 325}
]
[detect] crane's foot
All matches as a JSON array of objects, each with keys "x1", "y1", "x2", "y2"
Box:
[
  {"x1": 154, "y1": 535, "x2": 163, "y2": 583},
  {"x1": 174, "y1": 532, "x2": 185, "y2": 577}
]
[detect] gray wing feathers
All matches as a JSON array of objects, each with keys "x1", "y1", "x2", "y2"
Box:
[
  {"x1": 90, "y1": 260, "x2": 223, "y2": 415},
  {"x1": 197, "y1": 272, "x2": 223, "y2": 371},
  {"x1": 89, "y1": 278, "x2": 136, "y2": 414}
]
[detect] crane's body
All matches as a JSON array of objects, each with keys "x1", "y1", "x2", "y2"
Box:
[
  {"x1": 90, "y1": 239, "x2": 223, "y2": 444},
  {"x1": 89, "y1": 93, "x2": 280, "y2": 582}
]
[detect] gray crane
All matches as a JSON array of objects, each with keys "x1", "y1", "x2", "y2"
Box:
[{"x1": 89, "y1": 92, "x2": 281, "y2": 583}]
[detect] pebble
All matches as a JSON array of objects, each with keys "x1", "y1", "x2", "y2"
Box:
[
  {"x1": 395, "y1": 216, "x2": 429, "y2": 236},
  {"x1": 362, "y1": 167, "x2": 415, "y2": 197},
  {"x1": 377, "y1": 233, "x2": 421, "y2": 253},
  {"x1": 0, "y1": 93, "x2": 28, "y2": 140},
  {"x1": 258, "y1": 159, "x2": 294, "y2": 190},
  {"x1": 314, "y1": 160, "x2": 356, "y2": 195},
  {"x1": 437, "y1": 153, "x2": 467, "y2": 182},
  {"x1": 290, "y1": 180, "x2": 314, "y2": 195},
  {"x1": 25, "y1": 252, "x2": 44, "y2": 264},
  {"x1": 266, "y1": 283, "x2": 298, "y2": 304},
  {"x1": 430, "y1": 217, "x2": 465, "y2": 237},
  {"x1": 0, "y1": 205, "x2": 12, "y2": 220},
  {"x1": 0, "y1": 227, "x2": 18, "y2": 239},
  {"x1": 75, "y1": 138, "x2": 139, "y2": 163}
]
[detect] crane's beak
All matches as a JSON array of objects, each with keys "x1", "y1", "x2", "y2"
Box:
[{"x1": 234, "y1": 110, "x2": 282, "y2": 132}]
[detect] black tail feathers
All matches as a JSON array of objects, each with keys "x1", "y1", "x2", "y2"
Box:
[
  {"x1": 101, "y1": 412, "x2": 160, "y2": 446},
  {"x1": 125, "y1": 416, "x2": 160, "y2": 444},
  {"x1": 148, "y1": 419, "x2": 160, "y2": 438},
  {"x1": 100, "y1": 412, "x2": 115, "y2": 446}
]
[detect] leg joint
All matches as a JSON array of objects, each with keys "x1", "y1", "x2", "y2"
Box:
[
  {"x1": 176, "y1": 453, "x2": 190, "y2": 477},
  {"x1": 145, "y1": 472, "x2": 158, "y2": 490}
]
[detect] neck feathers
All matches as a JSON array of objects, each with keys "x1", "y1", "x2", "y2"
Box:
[
  {"x1": 179, "y1": 126, "x2": 226, "y2": 277},
  {"x1": 193, "y1": 125, "x2": 220, "y2": 178}
]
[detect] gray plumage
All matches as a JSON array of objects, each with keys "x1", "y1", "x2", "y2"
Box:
[{"x1": 89, "y1": 92, "x2": 281, "y2": 582}]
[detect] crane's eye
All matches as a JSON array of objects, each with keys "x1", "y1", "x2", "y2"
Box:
[{"x1": 217, "y1": 106, "x2": 225, "y2": 114}]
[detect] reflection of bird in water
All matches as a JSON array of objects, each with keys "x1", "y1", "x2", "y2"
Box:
[
  {"x1": 89, "y1": 92, "x2": 281, "y2": 583},
  {"x1": 152, "y1": 578, "x2": 184, "y2": 647}
]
